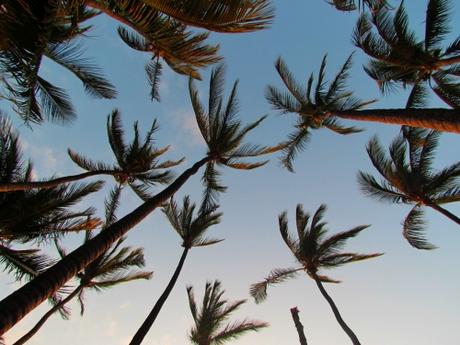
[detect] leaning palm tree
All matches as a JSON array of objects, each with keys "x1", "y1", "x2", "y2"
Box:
[
  {"x1": 0, "y1": 109, "x2": 183, "y2": 194},
  {"x1": 14, "y1": 187, "x2": 153, "y2": 345},
  {"x1": 267, "y1": 54, "x2": 460, "y2": 171},
  {"x1": 187, "y1": 280, "x2": 268, "y2": 345},
  {"x1": 358, "y1": 126, "x2": 460, "y2": 249},
  {"x1": 129, "y1": 196, "x2": 222, "y2": 345},
  {"x1": 190, "y1": 64, "x2": 282, "y2": 210},
  {"x1": 250, "y1": 204, "x2": 382, "y2": 345},
  {"x1": 0, "y1": 66, "x2": 277, "y2": 334},
  {"x1": 353, "y1": 0, "x2": 460, "y2": 108}
]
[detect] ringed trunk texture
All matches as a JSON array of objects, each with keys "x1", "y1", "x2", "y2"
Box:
[
  {"x1": 13, "y1": 286, "x2": 83, "y2": 345},
  {"x1": 0, "y1": 157, "x2": 209, "y2": 335},
  {"x1": 335, "y1": 108, "x2": 460, "y2": 134},
  {"x1": 428, "y1": 203, "x2": 460, "y2": 225},
  {"x1": 129, "y1": 248, "x2": 189, "y2": 345},
  {"x1": 0, "y1": 170, "x2": 122, "y2": 192},
  {"x1": 290, "y1": 307, "x2": 308, "y2": 345},
  {"x1": 314, "y1": 279, "x2": 361, "y2": 345}
]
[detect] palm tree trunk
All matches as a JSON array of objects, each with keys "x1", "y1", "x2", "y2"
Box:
[
  {"x1": 13, "y1": 285, "x2": 83, "y2": 345},
  {"x1": 314, "y1": 278, "x2": 361, "y2": 345},
  {"x1": 290, "y1": 307, "x2": 308, "y2": 345},
  {"x1": 0, "y1": 170, "x2": 123, "y2": 192},
  {"x1": 0, "y1": 157, "x2": 210, "y2": 335},
  {"x1": 428, "y1": 203, "x2": 460, "y2": 225},
  {"x1": 436, "y1": 55, "x2": 460, "y2": 68},
  {"x1": 129, "y1": 248, "x2": 189, "y2": 345},
  {"x1": 334, "y1": 108, "x2": 460, "y2": 134}
]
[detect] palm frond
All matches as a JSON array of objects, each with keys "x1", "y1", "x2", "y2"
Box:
[
  {"x1": 425, "y1": 0, "x2": 451, "y2": 50},
  {"x1": 145, "y1": 57, "x2": 162, "y2": 101},
  {"x1": 250, "y1": 267, "x2": 302, "y2": 304},
  {"x1": 280, "y1": 122, "x2": 310, "y2": 172},
  {"x1": 403, "y1": 206, "x2": 436, "y2": 250}
]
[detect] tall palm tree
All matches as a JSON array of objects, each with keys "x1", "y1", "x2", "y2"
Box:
[
  {"x1": 0, "y1": 0, "x2": 117, "y2": 123},
  {"x1": 14, "y1": 187, "x2": 153, "y2": 345},
  {"x1": 353, "y1": 0, "x2": 460, "y2": 108},
  {"x1": 187, "y1": 280, "x2": 268, "y2": 345},
  {"x1": 190, "y1": 64, "x2": 282, "y2": 210},
  {"x1": 250, "y1": 204, "x2": 382, "y2": 345},
  {"x1": 129, "y1": 196, "x2": 222, "y2": 345},
  {"x1": 267, "y1": 54, "x2": 460, "y2": 171},
  {"x1": 358, "y1": 126, "x2": 460, "y2": 249},
  {"x1": 0, "y1": 66, "x2": 276, "y2": 334},
  {"x1": 0, "y1": 109, "x2": 183, "y2": 194}
]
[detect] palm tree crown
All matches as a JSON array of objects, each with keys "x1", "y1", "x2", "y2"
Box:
[
  {"x1": 353, "y1": 0, "x2": 460, "y2": 107},
  {"x1": 187, "y1": 280, "x2": 268, "y2": 345},
  {"x1": 266, "y1": 54, "x2": 374, "y2": 171},
  {"x1": 251, "y1": 204, "x2": 382, "y2": 302},
  {"x1": 69, "y1": 109, "x2": 184, "y2": 200},
  {"x1": 358, "y1": 126, "x2": 460, "y2": 249},
  {"x1": 189, "y1": 64, "x2": 282, "y2": 209}
]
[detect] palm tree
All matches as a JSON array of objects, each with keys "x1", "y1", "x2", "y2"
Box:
[
  {"x1": 0, "y1": 66, "x2": 276, "y2": 334},
  {"x1": 250, "y1": 204, "x2": 382, "y2": 345},
  {"x1": 129, "y1": 196, "x2": 222, "y2": 345},
  {"x1": 358, "y1": 126, "x2": 460, "y2": 249},
  {"x1": 0, "y1": 109, "x2": 183, "y2": 194},
  {"x1": 14, "y1": 187, "x2": 153, "y2": 345},
  {"x1": 190, "y1": 64, "x2": 282, "y2": 210},
  {"x1": 187, "y1": 280, "x2": 268, "y2": 345},
  {"x1": 353, "y1": 0, "x2": 460, "y2": 108},
  {"x1": 0, "y1": 0, "x2": 116, "y2": 123},
  {"x1": 267, "y1": 54, "x2": 460, "y2": 171}
]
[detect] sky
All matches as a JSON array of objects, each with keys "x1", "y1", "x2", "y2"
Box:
[{"x1": 2, "y1": 1, "x2": 460, "y2": 344}]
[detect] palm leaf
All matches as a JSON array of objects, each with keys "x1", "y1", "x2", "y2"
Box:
[
  {"x1": 403, "y1": 206, "x2": 436, "y2": 250},
  {"x1": 250, "y1": 267, "x2": 302, "y2": 304}
]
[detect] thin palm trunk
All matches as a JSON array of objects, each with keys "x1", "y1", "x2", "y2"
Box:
[
  {"x1": 0, "y1": 170, "x2": 123, "y2": 192},
  {"x1": 0, "y1": 157, "x2": 210, "y2": 335},
  {"x1": 129, "y1": 248, "x2": 189, "y2": 345},
  {"x1": 314, "y1": 278, "x2": 361, "y2": 345},
  {"x1": 13, "y1": 285, "x2": 83, "y2": 345},
  {"x1": 290, "y1": 307, "x2": 308, "y2": 345},
  {"x1": 333, "y1": 108, "x2": 460, "y2": 134},
  {"x1": 428, "y1": 203, "x2": 460, "y2": 225}
]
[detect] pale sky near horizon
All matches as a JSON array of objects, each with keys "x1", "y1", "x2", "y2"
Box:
[{"x1": 2, "y1": 1, "x2": 460, "y2": 345}]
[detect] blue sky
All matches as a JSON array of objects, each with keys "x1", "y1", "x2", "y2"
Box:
[{"x1": 2, "y1": 1, "x2": 460, "y2": 344}]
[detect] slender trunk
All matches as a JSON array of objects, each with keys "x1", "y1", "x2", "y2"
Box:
[
  {"x1": 314, "y1": 278, "x2": 361, "y2": 345},
  {"x1": 129, "y1": 248, "x2": 189, "y2": 345},
  {"x1": 0, "y1": 157, "x2": 210, "y2": 335},
  {"x1": 290, "y1": 307, "x2": 308, "y2": 345},
  {"x1": 13, "y1": 286, "x2": 83, "y2": 345},
  {"x1": 334, "y1": 108, "x2": 460, "y2": 134},
  {"x1": 0, "y1": 170, "x2": 123, "y2": 192},
  {"x1": 428, "y1": 203, "x2": 460, "y2": 226}
]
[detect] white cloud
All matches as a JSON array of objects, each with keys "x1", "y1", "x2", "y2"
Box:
[{"x1": 171, "y1": 108, "x2": 204, "y2": 146}]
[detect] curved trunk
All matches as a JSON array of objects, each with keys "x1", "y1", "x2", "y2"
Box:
[
  {"x1": 428, "y1": 203, "x2": 460, "y2": 225},
  {"x1": 335, "y1": 108, "x2": 460, "y2": 134},
  {"x1": 0, "y1": 170, "x2": 122, "y2": 192},
  {"x1": 13, "y1": 286, "x2": 83, "y2": 345},
  {"x1": 0, "y1": 157, "x2": 209, "y2": 335},
  {"x1": 290, "y1": 307, "x2": 308, "y2": 345},
  {"x1": 314, "y1": 279, "x2": 361, "y2": 345},
  {"x1": 129, "y1": 248, "x2": 189, "y2": 345}
]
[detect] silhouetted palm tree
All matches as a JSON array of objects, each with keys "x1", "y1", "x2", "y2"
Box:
[
  {"x1": 0, "y1": 66, "x2": 276, "y2": 334},
  {"x1": 129, "y1": 196, "x2": 222, "y2": 345},
  {"x1": 358, "y1": 126, "x2": 460, "y2": 249},
  {"x1": 353, "y1": 0, "x2": 460, "y2": 107},
  {"x1": 0, "y1": 110, "x2": 183, "y2": 194},
  {"x1": 14, "y1": 187, "x2": 152, "y2": 345},
  {"x1": 250, "y1": 204, "x2": 382, "y2": 345},
  {"x1": 0, "y1": 1, "x2": 116, "y2": 123},
  {"x1": 188, "y1": 280, "x2": 268, "y2": 345},
  {"x1": 267, "y1": 54, "x2": 460, "y2": 171},
  {"x1": 190, "y1": 64, "x2": 282, "y2": 210}
]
